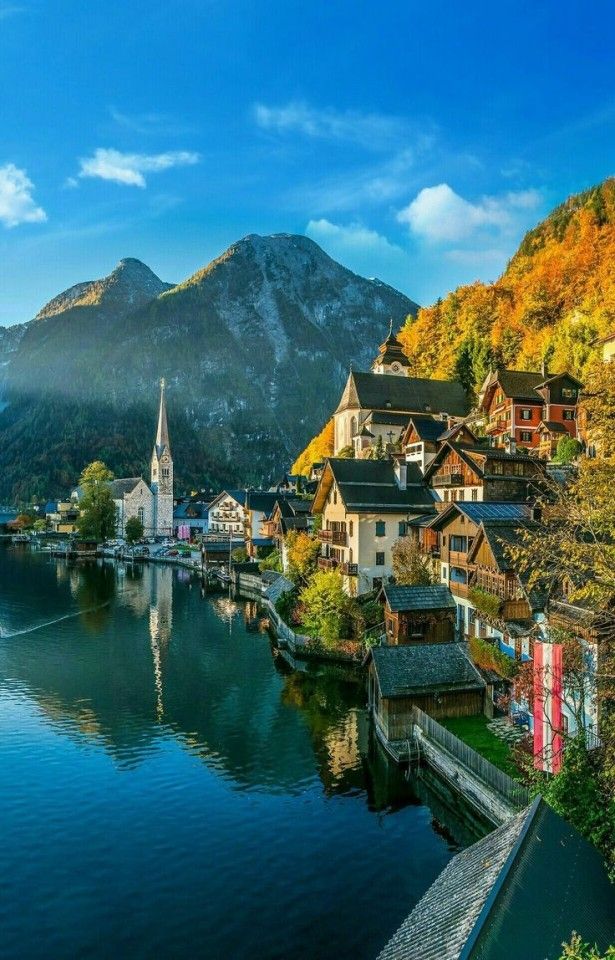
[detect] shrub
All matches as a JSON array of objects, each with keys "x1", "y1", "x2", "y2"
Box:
[
  {"x1": 469, "y1": 635, "x2": 518, "y2": 679},
  {"x1": 299, "y1": 570, "x2": 352, "y2": 647},
  {"x1": 468, "y1": 586, "x2": 502, "y2": 620}
]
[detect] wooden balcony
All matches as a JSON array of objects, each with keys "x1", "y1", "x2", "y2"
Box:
[
  {"x1": 318, "y1": 529, "x2": 347, "y2": 546},
  {"x1": 340, "y1": 562, "x2": 358, "y2": 576},
  {"x1": 318, "y1": 556, "x2": 338, "y2": 571},
  {"x1": 432, "y1": 472, "x2": 464, "y2": 487},
  {"x1": 449, "y1": 580, "x2": 470, "y2": 598},
  {"x1": 486, "y1": 419, "x2": 507, "y2": 434}
]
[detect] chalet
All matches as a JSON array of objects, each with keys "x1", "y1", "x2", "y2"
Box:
[
  {"x1": 311, "y1": 457, "x2": 436, "y2": 595},
  {"x1": 45, "y1": 499, "x2": 80, "y2": 534},
  {"x1": 207, "y1": 490, "x2": 246, "y2": 537},
  {"x1": 478, "y1": 367, "x2": 581, "y2": 451},
  {"x1": 537, "y1": 419, "x2": 570, "y2": 459},
  {"x1": 376, "y1": 796, "x2": 615, "y2": 960},
  {"x1": 173, "y1": 493, "x2": 210, "y2": 540},
  {"x1": 243, "y1": 490, "x2": 294, "y2": 557},
  {"x1": 427, "y1": 501, "x2": 532, "y2": 638},
  {"x1": 424, "y1": 441, "x2": 547, "y2": 504},
  {"x1": 333, "y1": 332, "x2": 468, "y2": 455},
  {"x1": 381, "y1": 584, "x2": 457, "y2": 645},
  {"x1": 260, "y1": 497, "x2": 314, "y2": 569},
  {"x1": 367, "y1": 643, "x2": 486, "y2": 743},
  {"x1": 466, "y1": 519, "x2": 546, "y2": 660}
]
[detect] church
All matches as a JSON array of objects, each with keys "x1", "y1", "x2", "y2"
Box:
[
  {"x1": 109, "y1": 380, "x2": 174, "y2": 538},
  {"x1": 333, "y1": 324, "x2": 468, "y2": 456}
]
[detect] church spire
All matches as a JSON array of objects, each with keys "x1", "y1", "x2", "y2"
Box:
[{"x1": 155, "y1": 378, "x2": 170, "y2": 457}]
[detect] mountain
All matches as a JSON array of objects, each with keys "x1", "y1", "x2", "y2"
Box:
[
  {"x1": 0, "y1": 235, "x2": 417, "y2": 502},
  {"x1": 398, "y1": 177, "x2": 615, "y2": 394}
]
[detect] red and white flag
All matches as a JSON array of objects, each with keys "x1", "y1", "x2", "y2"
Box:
[{"x1": 533, "y1": 641, "x2": 563, "y2": 774}]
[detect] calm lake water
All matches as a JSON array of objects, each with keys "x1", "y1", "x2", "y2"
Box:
[{"x1": 0, "y1": 545, "x2": 485, "y2": 960}]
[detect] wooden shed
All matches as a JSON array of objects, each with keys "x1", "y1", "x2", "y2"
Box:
[
  {"x1": 367, "y1": 643, "x2": 486, "y2": 743},
  {"x1": 381, "y1": 584, "x2": 456, "y2": 645}
]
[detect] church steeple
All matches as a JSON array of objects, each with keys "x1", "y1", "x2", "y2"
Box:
[
  {"x1": 371, "y1": 319, "x2": 410, "y2": 376},
  {"x1": 151, "y1": 378, "x2": 174, "y2": 536},
  {"x1": 155, "y1": 378, "x2": 171, "y2": 458}
]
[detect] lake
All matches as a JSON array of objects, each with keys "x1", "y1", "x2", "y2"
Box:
[{"x1": 0, "y1": 545, "x2": 486, "y2": 959}]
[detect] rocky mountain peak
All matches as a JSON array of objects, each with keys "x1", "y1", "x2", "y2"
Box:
[{"x1": 34, "y1": 258, "x2": 172, "y2": 322}]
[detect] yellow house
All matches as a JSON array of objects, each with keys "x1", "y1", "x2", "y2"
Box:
[{"x1": 311, "y1": 457, "x2": 436, "y2": 595}]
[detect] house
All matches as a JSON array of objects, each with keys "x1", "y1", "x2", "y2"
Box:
[
  {"x1": 367, "y1": 643, "x2": 486, "y2": 742},
  {"x1": 381, "y1": 584, "x2": 457, "y2": 645},
  {"x1": 311, "y1": 457, "x2": 436, "y2": 595},
  {"x1": 333, "y1": 333, "x2": 468, "y2": 456},
  {"x1": 427, "y1": 501, "x2": 532, "y2": 638},
  {"x1": 376, "y1": 796, "x2": 615, "y2": 960},
  {"x1": 593, "y1": 330, "x2": 615, "y2": 363},
  {"x1": 478, "y1": 366, "x2": 582, "y2": 451},
  {"x1": 207, "y1": 490, "x2": 247, "y2": 537},
  {"x1": 424, "y1": 441, "x2": 547, "y2": 504},
  {"x1": 45, "y1": 500, "x2": 80, "y2": 534},
  {"x1": 244, "y1": 490, "x2": 293, "y2": 557},
  {"x1": 260, "y1": 497, "x2": 314, "y2": 569},
  {"x1": 173, "y1": 493, "x2": 210, "y2": 540},
  {"x1": 537, "y1": 419, "x2": 571, "y2": 459},
  {"x1": 466, "y1": 519, "x2": 546, "y2": 660}
]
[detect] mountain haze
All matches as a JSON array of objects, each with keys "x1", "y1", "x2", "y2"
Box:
[{"x1": 0, "y1": 235, "x2": 417, "y2": 502}]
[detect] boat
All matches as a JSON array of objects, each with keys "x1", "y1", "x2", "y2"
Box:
[{"x1": 11, "y1": 533, "x2": 30, "y2": 543}]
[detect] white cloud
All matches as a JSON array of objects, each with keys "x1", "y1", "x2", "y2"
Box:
[
  {"x1": 77, "y1": 147, "x2": 200, "y2": 188},
  {"x1": 397, "y1": 183, "x2": 541, "y2": 242},
  {"x1": 307, "y1": 218, "x2": 404, "y2": 257},
  {"x1": 0, "y1": 163, "x2": 46, "y2": 227},
  {"x1": 254, "y1": 101, "x2": 419, "y2": 151},
  {"x1": 108, "y1": 107, "x2": 196, "y2": 136}
]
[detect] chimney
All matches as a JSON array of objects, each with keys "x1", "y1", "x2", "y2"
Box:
[
  {"x1": 541, "y1": 357, "x2": 548, "y2": 377},
  {"x1": 394, "y1": 458, "x2": 407, "y2": 490}
]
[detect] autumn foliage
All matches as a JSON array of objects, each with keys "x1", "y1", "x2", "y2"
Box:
[
  {"x1": 398, "y1": 178, "x2": 615, "y2": 393},
  {"x1": 292, "y1": 419, "x2": 334, "y2": 476}
]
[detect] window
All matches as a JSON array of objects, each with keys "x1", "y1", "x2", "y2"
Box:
[
  {"x1": 375, "y1": 520, "x2": 385, "y2": 537},
  {"x1": 520, "y1": 430, "x2": 532, "y2": 442},
  {"x1": 441, "y1": 565, "x2": 447, "y2": 580},
  {"x1": 506, "y1": 410, "x2": 511, "y2": 421},
  {"x1": 450, "y1": 535, "x2": 467, "y2": 552},
  {"x1": 349, "y1": 520, "x2": 353, "y2": 537},
  {"x1": 513, "y1": 462, "x2": 524, "y2": 476},
  {"x1": 493, "y1": 462, "x2": 503, "y2": 475},
  {"x1": 333, "y1": 489, "x2": 338, "y2": 504},
  {"x1": 162, "y1": 467, "x2": 169, "y2": 478},
  {"x1": 562, "y1": 388, "x2": 576, "y2": 399},
  {"x1": 471, "y1": 489, "x2": 478, "y2": 501},
  {"x1": 442, "y1": 535, "x2": 447, "y2": 546},
  {"x1": 521, "y1": 409, "x2": 532, "y2": 420},
  {"x1": 457, "y1": 489, "x2": 465, "y2": 501},
  {"x1": 563, "y1": 410, "x2": 575, "y2": 421},
  {"x1": 443, "y1": 490, "x2": 449, "y2": 502},
  {"x1": 398, "y1": 521, "x2": 406, "y2": 537},
  {"x1": 137, "y1": 506, "x2": 144, "y2": 524},
  {"x1": 375, "y1": 551, "x2": 385, "y2": 566}
]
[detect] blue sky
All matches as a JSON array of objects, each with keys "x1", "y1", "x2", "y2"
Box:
[{"x1": 0, "y1": 0, "x2": 613, "y2": 325}]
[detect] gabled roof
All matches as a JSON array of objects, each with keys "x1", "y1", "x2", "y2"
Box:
[
  {"x1": 468, "y1": 520, "x2": 547, "y2": 612},
  {"x1": 404, "y1": 414, "x2": 446, "y2": 443},
  {"x1": 424, "y1": 441, "x2": 541, "y2": 484},
  {"x1": 383, "y1": 584, "x2": 456, "y2": 613},
  {"x1": 108, "y1": 477, "x2": 144, "y2": 498},
  {"x1": 209, "y1": 489, "x2": 246, "y2": 510},
  {"x1": 335, "y1": 371, "x2": 468, "y2": 417},
  {"x1": 369, "y1": 643, "x2": 485, "y2": 698},
  {"x1": 245, "y1": 490, "x2": 292, "y2": 514},
  {"x1": 428, "y1": 501, "x2": 531, "y2": 530},
  {"x1": 538, "y1": 419, "x2": 569, "y2": 435},
  {"x1": 377, "y1": 797, "x2": 615, "y2": 960},
  {"x1": 312, "y1": 458, "x2": 436, "y2": 515},
  {"x1": 480, "y1": 368, "x2": 547, "y2": 404}
]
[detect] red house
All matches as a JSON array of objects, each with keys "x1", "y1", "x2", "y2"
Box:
[{"x1": 478, "y1": 367, "x2": 581, "y2": 452}]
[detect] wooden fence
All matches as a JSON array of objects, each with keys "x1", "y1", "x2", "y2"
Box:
[{"x1": 412, "y1": 706, "x2": 530, "y2": 810}]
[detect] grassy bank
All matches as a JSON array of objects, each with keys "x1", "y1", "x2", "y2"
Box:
[{"x1": 439, "y1": 715, "x2": 519, "y2": 779}]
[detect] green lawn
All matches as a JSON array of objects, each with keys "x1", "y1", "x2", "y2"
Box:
[{"x1": 439, "y1": 715, "x2": 519, "y2": 778}]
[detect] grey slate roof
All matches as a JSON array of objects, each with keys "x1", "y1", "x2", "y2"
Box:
[
  {"x1": 383, "y1": 584, "x2": 456, "y2": 613},
  {"x1": 264, "y1": 574, "x2": 295, "y2": 604},
  {"x1": 429, "y1": 501, "x2": 531, "y2": 530},
  {"x1": 336, "y1": 371, "x2": 468, "y2": 417},
  {"x1": 365, "y1": 411, "x2": 413, "y2": 427},
  {"x1": 327, "y1": 458, "x2": 435, "y2": 514},
  {"x1": 405, "y1": 414, "x2": 446, "y2": 443},
  {"x1": 108, "y1": 477, "x2": 143, "y2": 498},
  {"x1": 377, "y1": 797, "x2": 615, "y2": 960},
  {"x1": 370, "y1": 643, "x2": 485, "y2": 698}
]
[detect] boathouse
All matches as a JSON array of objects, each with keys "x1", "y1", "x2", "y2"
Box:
[
  {"x1": 376, "y1": 796, "x2": 615, "y2": 960},
  {"x1": 381, "y1": 584, "x2": 456, "y2": 645},
  {"x1": 367, "y1": 643, "x2": 486, "y2": 742}
]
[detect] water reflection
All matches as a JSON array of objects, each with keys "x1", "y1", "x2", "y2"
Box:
[{"x1": 0, "y1": 547, "x2": 489, "y2": 835}]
